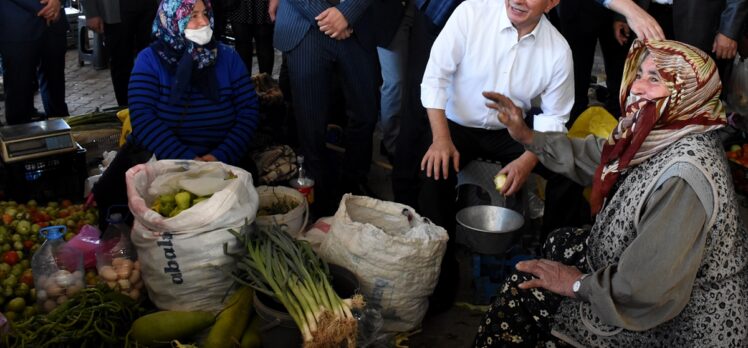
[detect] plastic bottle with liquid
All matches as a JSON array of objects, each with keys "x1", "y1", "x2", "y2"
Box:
[
  {"x1": 31, "y1": 225, "x2": 84, "y2": 313},
  {"x1": 290, "y1": 155, "x2": 315, "y2": 204}
]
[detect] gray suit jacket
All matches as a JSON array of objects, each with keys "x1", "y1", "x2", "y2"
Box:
[{"x1": 637, "y1": 0, "x2": 748, "y2": 51}]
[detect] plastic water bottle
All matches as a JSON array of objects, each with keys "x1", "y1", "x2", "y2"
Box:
[
  {"x1": 290, "y1": 155, "x2": 315, "y2": 204},
  {"x1": 32, "y1": 225, "x2": 84, "y2": 313}
]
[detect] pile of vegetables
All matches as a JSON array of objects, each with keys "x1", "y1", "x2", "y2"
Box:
[
  {"x1": 727, "y1": 144, "x2": 748, "y2": 167},
  {"x1": 2, "y1": 285, "x2": 143, "y2": 348},
  {"x1": 150, "y1": 191, "x2": 211, "y2": 218},
  {"x1": 257, "y1": 195, "x2": 299, "y2": 216},
  {"x1": 229, "y1": 224, "x2": 364, "y2": 348},
  {"x1": 98, "y1": 258, "x2": 144, "y2": 300},
  {"x1": 0, "y1": 200, "x2": 98, "y2": 320}
]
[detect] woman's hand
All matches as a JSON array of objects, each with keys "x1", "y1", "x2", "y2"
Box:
[
  {"x1": 483, "y1": 91, "x2": 533, "y2": 145},
  {"x1": 516, "y1": 259, "x2": 583, "y2": 298},
  {"x1": 194, "y1": 154, "x2": 218, "y2": 162}
]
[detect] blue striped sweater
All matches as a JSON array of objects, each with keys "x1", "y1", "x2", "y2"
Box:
[{"x1": 127, "y1": 44, "x2": 259, "y2": 165}]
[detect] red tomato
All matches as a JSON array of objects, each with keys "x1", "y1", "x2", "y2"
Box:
[
  {"x1": 22, "y1": 240, "x2": 34, "y2": 251},
  {"x1": 2, "y1": 251, "x2": 20, "y2": 266},
  {"x1": 19, "y1": 271, "x2": 34, "y2": 286}
]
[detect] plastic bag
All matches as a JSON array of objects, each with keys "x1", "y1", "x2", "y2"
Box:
[
  {"x1": 126, "y1": 160, "x2": 258, "y2": 314},
  {"x1": 319, "y1": 195, "x2": 449, "y2": 332},
  {"x1": 568, "y1": 106, "x2": 617, "y2": 139},
  {"x1": 728, "y1": 57, "x2": 748, "y2": 115},
  {"x1": 63, "y1": 224, "x2": 101, "y2": 269}
]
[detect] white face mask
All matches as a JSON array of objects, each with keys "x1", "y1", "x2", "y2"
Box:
[{"x1": 184, "y1": 25, "x2": 213, "y2": 45}]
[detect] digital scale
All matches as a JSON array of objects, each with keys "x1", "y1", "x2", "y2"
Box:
[{"x1": 0, "y1": 119, "x2": 77, "y2": 163}]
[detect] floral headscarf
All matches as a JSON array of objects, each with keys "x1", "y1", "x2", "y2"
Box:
[
  {"x1": 151, "y1": 0, "x2": 218, "y2": 104},
  {"x1": 589, "y1": 39, "x2": 727, "y2": 215}
]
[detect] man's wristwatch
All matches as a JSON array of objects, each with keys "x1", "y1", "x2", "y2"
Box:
[{"x1": 572, "y1": 273, "x2": 590, "y2": 294}]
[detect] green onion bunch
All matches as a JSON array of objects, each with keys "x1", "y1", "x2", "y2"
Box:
[{"x1": 228, "y1": 224, "x2": 364, "y2": 348}]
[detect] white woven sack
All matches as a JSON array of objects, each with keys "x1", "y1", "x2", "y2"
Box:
[
  {"x1": 126, "y1": 160, "x2": 258, "y2": 314},
  {"x1": 319, "y1": 194, "x2": 449, "y2": 332}
]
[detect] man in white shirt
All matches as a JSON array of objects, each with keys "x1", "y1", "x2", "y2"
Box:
[{"x1": 418, "y1": 0, "x2": 591, "y2": 243}]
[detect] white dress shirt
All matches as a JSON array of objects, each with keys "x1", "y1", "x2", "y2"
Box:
[{"x1": 421, "y1": 0, "x2": 574, "y2": 132}]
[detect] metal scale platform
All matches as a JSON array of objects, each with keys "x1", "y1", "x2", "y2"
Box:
[{"x1": 0, "y1": 119, "x2": 87, "y2": 202}]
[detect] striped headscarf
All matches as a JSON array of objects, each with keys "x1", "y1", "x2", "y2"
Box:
[
  {"x1": 589, "y1": 39, "x2": 727, "y2": 215},
  {"x1": 151, "y1": 0, "x2": 219, "y2": 104}
]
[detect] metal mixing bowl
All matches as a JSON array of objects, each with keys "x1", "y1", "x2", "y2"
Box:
[{"x1": 455, "y1": 205, "x2": 524, "y2": 255}]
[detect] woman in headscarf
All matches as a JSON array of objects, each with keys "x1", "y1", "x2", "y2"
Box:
[
  {"x1": 474, "y1": 39, "x2": 748, "y2": 347},
  {"x1": 92, "y1": 0, "x2": 259, "y2": 229}
]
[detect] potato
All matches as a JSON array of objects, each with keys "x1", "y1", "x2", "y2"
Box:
[{"x1": 494, "y1": 173, "x2": 508, "y2": 191}]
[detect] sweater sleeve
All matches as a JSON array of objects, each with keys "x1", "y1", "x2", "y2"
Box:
[
  {"x1": 524, "y1": 131, "x2": 605, "y2": 186},
  {"x1": 127, "y1": 49, "x2": 199, "y2": 160},
  {"x1": 209, "y1": 48, "x2": 259, "y2": 164},
  {"x1": 575, "y1": 177, "x2": 709, "y2": 331}
]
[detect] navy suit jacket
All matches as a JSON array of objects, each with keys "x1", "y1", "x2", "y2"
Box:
[
  {"x1": 0, "y1": 0, "x2": 69, "y2": 44},
  {"x1": 273, "y1": 0, "x2": 375, "y2": 52}
]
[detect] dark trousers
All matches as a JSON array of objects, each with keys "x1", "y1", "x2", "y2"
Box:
[
  {"x1": 0, "y1": 29, "x2": 68, "y2": 124},
  {"x1": 104, "y1": 8, "x2": 155, "y2": 107},
  {"x1": 556, "y1": 1, "x2": 629, "y2": 121},
  {"x1": 285, "y1": 29, "x2": 379, "y2": 216},
  {"x1": 39, "y1": 26, "x2": 70, "y2": 118},
  {"x1": 232, "y1": 22, "x2": 275, "y2": 74},
  {"x1": 391, "y1": 9, "x2": 439, "y2": 210}
]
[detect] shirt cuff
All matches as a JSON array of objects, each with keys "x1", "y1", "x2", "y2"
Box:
[
  {"x1": 532, "y1": 115, "x2": 567, "y2": 133},
  {"x1": 420, "y1": 87, "x2": 449, "y2": 110},
  {"x1": 602, "y1": 0, "x2": 613, "y2": 8}
]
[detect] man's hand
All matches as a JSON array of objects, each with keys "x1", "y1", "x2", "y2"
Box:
[
  {"x1": 268, "y1": 0, "x2": 279, "y2": 22},
  {"x1": 497, "y1": 151, "x2": 537, "y2": 196},
  {"x1": 712, "y1": 33, "x2": 738, "y2": 60},
  {"x1": 316, "y1": 7, "x2": 349, "y2": 39},
  {"x1": 86, "y1": 16, "x2": 104, "y2": 33},
  {"x1": 420, "y1": 137, "x2": 460, "y2": 180},
  {"x1": 38, "y1": 0, "x2": 61, "y2": 22},
  {"x1": 483, "y1": 91, "x2": 533, "y2": 145},
  {"x1": 613, "y1": 21, "x2": 630, "y2": 46},
  {"x1": 330, "y1": 27, "x2": 354, "y2": 40},
  {"x1": 515, "y1": 259, "x2": 583, "y2": 298}
]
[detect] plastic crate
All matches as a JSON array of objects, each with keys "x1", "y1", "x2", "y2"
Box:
[
  {"x1": 72, "y1": 127, "x2": 120, "y2": 166},
  {"x1": 0, "y1": 146, "x2": 87, "y2": 203}
]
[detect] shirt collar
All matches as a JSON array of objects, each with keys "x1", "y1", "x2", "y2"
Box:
[{"x1": 498, "y1": 5, "x2": 545, "y2": 42}]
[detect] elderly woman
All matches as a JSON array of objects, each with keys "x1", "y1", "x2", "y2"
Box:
[
  {"x1": 92, "y1": 0, "x2": 259, "y2": 228},
  {"x1": 475, "y1": 39, "x2": 748, "y2": 347}
]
